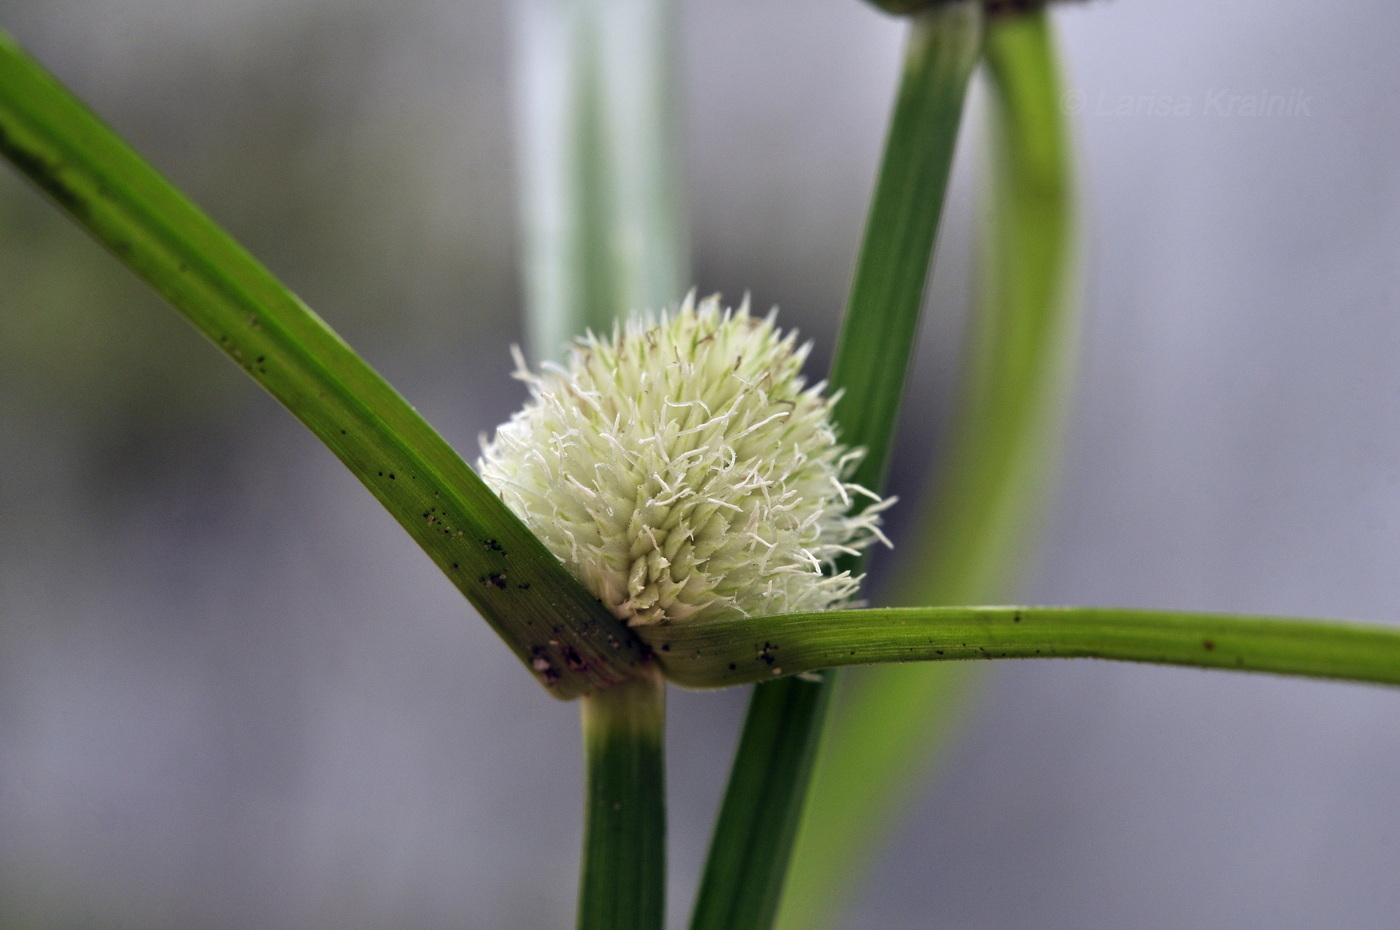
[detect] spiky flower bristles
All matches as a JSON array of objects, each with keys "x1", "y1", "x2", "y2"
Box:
[{"x1": 478, "y1": 294, "x2": 893, "y2": 627}]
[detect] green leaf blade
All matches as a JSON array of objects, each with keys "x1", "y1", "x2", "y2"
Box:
[
  {"x1": 0, "y1": 28, "x2": 649, "y2": 699},
  {"x1": 647, "y1": 607, "x2": 1400, "y2": 689}
]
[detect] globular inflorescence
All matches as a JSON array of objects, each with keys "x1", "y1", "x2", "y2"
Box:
[{"x1": 479, "y1": 293, "x2": 893, "y2": 627}]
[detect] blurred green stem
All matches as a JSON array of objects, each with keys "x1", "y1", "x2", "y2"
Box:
[
  {"x1": 777, "y1": 10, "x2": 1076, "y2": 926},
  {"x1": 578, "y1": 670, "x2": 667, "y2": 930},
  {"x1": 689, "y1": 6, "x2": 984, "y2": 929},
  {"x1": 901, "y1": 5, "x2": 1077, "y2": 603},
  {"x1": 515, "y1": 0, "x2": 686, "y2": 361}
]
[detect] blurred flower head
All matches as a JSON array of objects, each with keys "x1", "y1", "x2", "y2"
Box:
[{"x1": 479, "y1": 293, "x2": 892, "y2": 626}]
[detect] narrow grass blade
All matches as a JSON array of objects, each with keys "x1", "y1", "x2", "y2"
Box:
[
  {"x1": 0, "y1": 29, "x2": 650, "y2": 699},
  {"x1": 515, "y1": 0, "x2": 687, "y2": 361},
  {"x1": 646, "y1": 607, "x2": 1400, "y2": 689},
  {"x1": 578, "y1": 669, "x2": 667, "y2": 930},
  {"x1": 777, "y1": 11, "x2": 1079, "y2": 925},
  {"x1": 688, "y1": 7, "x2": 985, "y2": 929}
]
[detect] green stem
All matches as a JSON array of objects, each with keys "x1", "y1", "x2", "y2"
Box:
[
  {"x1": 897, "y1": 5, "x2": 1077, "y2": 604},
  {"x1": 578, "y1": 670, "x2": 667, "y2": 930},
  {"x1": 688, "y1": 6, "x2": 984, "y2": 929},
  {"x1": 645, "y1": 607, "x2": 1400, "y2": 689},
  {"x1": 0, "y1": 28, "x2": 648, "y2": 698},
  {"x1": 775, "y1": 12, "x2": 1077, "y2": 925},
  {"x1": 686, "y1": 669, "x2": 835, "y2": 929},
  {"x1": 830, "y1": 3, "x2": 984, "y2": 498},
  {"x1": 516, "y1": 0, "x2": 686, "y2": 361}
]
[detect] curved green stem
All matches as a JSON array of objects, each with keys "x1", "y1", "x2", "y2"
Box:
[
  {"x1": 0, "y1": 28, "x2": 648, "y2": 698},
  {"x1": 645, "y1": 607, "x2": 1400, "y2": 689},
  {"x1": 578, "y1": 670, "x2": 667, "y2": 930},
  {"x1": 897, "y1": 5, "x2": 1077, "y2": 603}
]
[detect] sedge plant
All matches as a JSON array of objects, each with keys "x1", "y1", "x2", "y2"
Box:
[{"x1": 2, "y1": 0, "x2": 1400, "y2": 927}]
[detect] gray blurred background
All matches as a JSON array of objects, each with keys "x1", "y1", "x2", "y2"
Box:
[{"x1": 2, "y1": 0, "x2": 1399, "y2": 927}]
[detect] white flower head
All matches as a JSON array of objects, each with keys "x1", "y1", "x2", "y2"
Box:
[{"x1": 478, "y1": 293, "x2": 893, "y2": 627}]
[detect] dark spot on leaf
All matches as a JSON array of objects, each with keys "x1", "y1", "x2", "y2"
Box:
[
  {"x1": 1202, "y1": 639, "x2": 1216, "y2": 651},
  {"x1": 0, "y1": 125, "x2": 85, "y2": 216}
]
